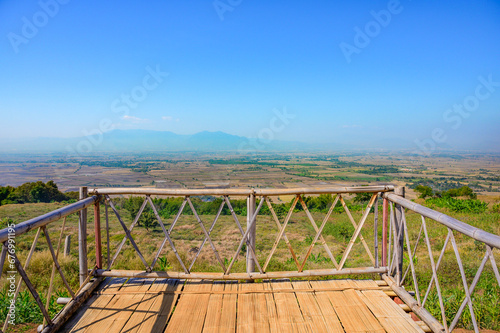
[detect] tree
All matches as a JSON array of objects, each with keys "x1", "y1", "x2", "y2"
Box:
[
  {"x1": 353, "y1": 192, "x2": 372, "y2": 203},
  {"x1": 138, "y1": 211, "x2": 158, "y2": 231},
  {"x1": 415, "y1": 185, "x2": 433, "y2": 199}
]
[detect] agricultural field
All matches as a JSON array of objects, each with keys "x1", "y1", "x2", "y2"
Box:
[
  {"x1": 0, "y1": 151, "x2": 499, "y2": 331},
  {"x1": 1, "y1": 151, "x2": 500, "y2": 200}
]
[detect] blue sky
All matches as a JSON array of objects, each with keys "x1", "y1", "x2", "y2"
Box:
[{"x1": 1, "y1": 0, "x2": 500, "y2": 150}]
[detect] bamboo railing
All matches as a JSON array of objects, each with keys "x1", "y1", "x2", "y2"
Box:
[{"x1": 0, "y1": 185, "x2": 498, "y2": 333}]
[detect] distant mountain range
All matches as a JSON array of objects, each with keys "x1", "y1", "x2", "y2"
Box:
[
  {"x1": 2, "y1": 129, "x2": 492, "y2": 154},
  {"x1": 0, "y1": 130, "x2": 316, "y2": 153}
]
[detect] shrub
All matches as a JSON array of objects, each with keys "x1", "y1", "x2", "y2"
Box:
[{"x1": 425, "y1": 197, "x2": 488, "y2": 213}]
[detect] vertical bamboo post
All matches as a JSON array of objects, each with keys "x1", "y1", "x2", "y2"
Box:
[
  {"x1": 246, "y1": 192, "x2": 256, "y2": 275},
  {"x1": 382, "y1": 198, "x2": 388, "y2": 267},
  {"x1": 374, "y1": 194, "x2": 379, "y2": 268},
  {"x1": 78, "y1": 187, "x2": 88, "y2": 286},
  {"x1": 94, "y1": 199, "x2": 103, "y2": 269},
  {"x1": 64, "y1": 235, "x2": 71, "y2": 257},
  {"x1": 394, "y1": 186, "x2": 405, "y2": 285}
]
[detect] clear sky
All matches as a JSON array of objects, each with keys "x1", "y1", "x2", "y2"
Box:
[{"x1": 1, "y1": 0, "x2": 499, "y2": 151}]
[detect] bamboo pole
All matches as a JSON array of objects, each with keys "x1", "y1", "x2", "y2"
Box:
[
  {"x1": 338, "y1": 194, "x2": 377, "y2": 270},
  {"x1": 3, "y1": 228, "x2": 42, "y2": 332},
  {"x1": 339, "y1": 195, "x2": 375, "y2": 265},
  {"x1": 40, "y1": 277, "x2": 104, "y2": 333},
  {"x1": 374, "y1": 195, "x2": 379, "y2": 268},
  {"x1": 89, "y1": 185, "x2": 395, "y2": 196},
  {"x1": 42, "y1": 226, "x2": 75, "y2": 298},
  {"x1": 95, "y1": 266, "x2": 388, "y2": 280},
  {"x1": 0, "y1": 244, "x2": 6, "y2": 280},
  {"x1": 298, "y1": 195, "x2": 339, "y2": 271},
  {"x1": 263, "y1": 195, "x2": 299, "y2": 272},
  {"x1": 394, "y1": 187, "x2": 405, "y2": 284},
  {"x1": 43, "y1": 217, "x2": 68, "y2": 327},
  {"x1": 0, "y1": 196, "x2": 96, "y2": 243},
  {"x1": 382, "y1": 274, "x2": 445, "y2": 333},
  {"x1": 109, "y1": 196, "x2": 148, "y2": 268},
  {"x1": 264, "y1": 197, "x2": 300, "y2": 270},
  {"x1": 79, "y1": 187, "x2": 88, "y2": 286},
  {"x1": 6, "y1": 243, "x2": 53, "y2": 325},
  {"x1": 246, "y1": 193, "x2": 256, "y2": 275},
  {"x1": 94, "y1": 200, "x2": 102, "y2": 269},
  {"x1": 384, "y1": 192, "x2": 500, "y2": 249},
  {"x1": 64, "y1": 235, "x2": 71, "y2": 257},
  {"x1": 382, "y1": 198, "x2": 388, "y2": 266},
  {"x1": 105, "y1": 201, "x2": 110, "y2": 269}
]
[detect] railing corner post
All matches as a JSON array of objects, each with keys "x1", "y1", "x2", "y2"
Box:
[{"x1": 79, "y1": 186, "x2": 88, "y2": 286}]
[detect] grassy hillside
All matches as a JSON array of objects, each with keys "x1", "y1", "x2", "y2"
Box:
[{"x1": 0, "y1": 196, "x2": 499, "y2": 330}]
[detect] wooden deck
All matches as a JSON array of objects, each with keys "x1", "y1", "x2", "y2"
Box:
[{"x1": 59, "y1": 277, "x2": 426, "y2": 333}]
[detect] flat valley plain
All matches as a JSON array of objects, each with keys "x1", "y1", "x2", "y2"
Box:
[{"x1": 1, "y1": 150, "x2": 500, "y2": 202}]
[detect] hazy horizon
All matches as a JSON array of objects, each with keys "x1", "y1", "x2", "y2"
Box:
[{"x1": 1, "y1": 1, "x2": 500, "y2": 153}]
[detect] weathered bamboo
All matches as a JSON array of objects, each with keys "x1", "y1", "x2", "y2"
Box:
[
  {"x1": 298, "y1": 195, "x2": 339, "y2": 272},
  {"x1": 421, "y1": 217, "x2": 448, "y2": 330},
  {"x1": 402, "y1": 223, "x2": 423, "y2": 282},
  {"x1": 43, "y1": 217, "x2": 68, "y2": 326},
  {"x1": 96, "y1": 266, "x2": 388, "y2": 280},
  {"x1": 449, "y1": 230, "x2": 478, "y2": 332},
  {"x1": 374, "y1": 195, "x2": 379, "y2": 268},
  {"x1": 109, "y1": 196, "x2": 148, "y2": 268},
  {"x1": 263, "y1": 195, "x2": 299, "y2": 271},
  {"x1": 401, "y1": 213, "x2": 421, "y2": 305},
  {"x1": 104, "y1": 202, "x2": 110, "y2": 269},
  {"x1": 64, "y1": 235, "x2": 71, "y2": 257},
  {"x1": 97, "y1": 285, "x2": 396, "y2": 295},
  {"x1": 40, "y1": 277, "x2": 104, "y2": 333},
  {"x1": 150, "y1": 197, "x2": 189, "y2": 273},
  {"x1": 79, "y1": 187, "x2": 89, "y2": 286},
  {"x1": 0, "y1": 196, "x2": 96, "y2": 244},
  {"x1": 384, "y1": 192, "x2": 500, "y2": 249},
  {"x1": 382, "y1": 198, "x2": 388, "y2": 266},
  {"x1": 188, "y1": 200, "x2": 225, "y2": 271},
  {"x1": 148, "y1": 195, "x2": 188, "y2": 273},
  {"x1": 223, "y1": 196, "x2": 263, "y2": 274},
  {"x1": 89, "y1": 185, "x2": 395, "y2": 196},
  {"x1": 338, "y1": 193, "x2": 377, "y2": 270},
  {"x1": 7, "y1": 243, "x2": 52, "y2": 325},
  {"x1": 0, "y1": 245, "x2": 6, "y2": 280},
  {"x1": 94, "y1": 200, "x2": 102, "y2": 269},
  {"x1": 226, "y1": 197, "x2": 264, "y2": 274},
  {"x1": 3, "y1": 228, "x2": 42, "y2": 332},
  {"x1": 106, "y1": 196, "x2": 150, "y2": 270},
  {"x1": 264, "y1": 197, "x2": 300, "y2": 270},
  {"x1": 487, "y1": 246, "x2": 500, "y2": 286},
  {"x1": 394, "y1": 187, "x2": 405, "y2": 285},
  {"x1": 382, "y1": 274, "x2": 445, "y2": 333},
  {"x1": 187, "y1": 197, "x2": 227, "y2": 272},
  {"x1": 339, "y1": 195, "x2": 375, "y2": 265},
  {"x1": 449, "y1": 249, "x2": 490, "y2": 331},
  {"x1": 42, "y1": 226, "x2": 75, "y2": 298},
  {"x1": 246, "y1": 193, "x2": 256, "y2": 274}
]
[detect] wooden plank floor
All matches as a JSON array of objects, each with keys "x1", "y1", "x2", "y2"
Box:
[{"x1": 59, "y1": 278, "x2": 424, "y2": 333}]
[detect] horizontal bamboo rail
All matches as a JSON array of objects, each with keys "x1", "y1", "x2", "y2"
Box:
[
  {"x1": 0, "y1": 196, "x2": 97, "y2": 243},
  {"x1": 95, "y1": 266, "x2": 388, "y2": 280},
  {"x1": 383, "y1": 193, "x2": 500, "y2": 249},
  {"x1": 40, "y1": 277, "x2": 104, "y2": 333},
  {"x1": 382, "y1": 274, "x2": 445, "y2": 333},
  {"x1": 89, "y1": 185, "x2": 395, "y2": 196}
]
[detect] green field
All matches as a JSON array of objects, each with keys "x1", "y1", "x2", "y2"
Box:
[{"x1": 0, "y1": 193, "x2": 499, "y2": 330}]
